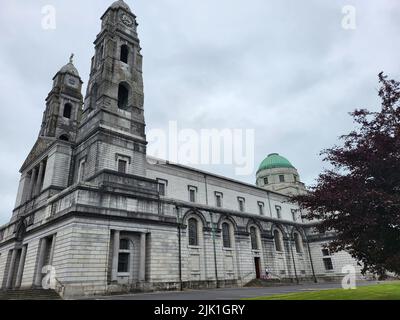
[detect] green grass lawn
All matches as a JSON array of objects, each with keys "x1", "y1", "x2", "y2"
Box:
[{"x1": 246, "y1": 281, "x2": 400, "y2": 300}]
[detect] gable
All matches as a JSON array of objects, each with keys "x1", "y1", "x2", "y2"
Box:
[{"x1": 20, "y1": 137, "x2": 56, "y2": 172}]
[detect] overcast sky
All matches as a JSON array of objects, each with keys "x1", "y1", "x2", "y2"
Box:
[{"x1": 0, "y1": 0, "x2": 399, "y2": 225}]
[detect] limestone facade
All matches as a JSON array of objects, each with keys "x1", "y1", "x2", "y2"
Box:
[{"x1": 0, "y1": 1, "x2": 364, "y2": 297}]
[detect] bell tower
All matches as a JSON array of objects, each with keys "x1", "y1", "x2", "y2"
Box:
[
  {"x1": 76, "y1": 0, "x2": 147, "y2": 180},
  {"x1": 40, "y1": 54, "x2": 83, "y2": 143},
  {"x1": 80, "y1": 0, "x2": 145, "y2": 140},
  {"x1": 13, "y1": 56, "x2": 83, "y2": 211}
]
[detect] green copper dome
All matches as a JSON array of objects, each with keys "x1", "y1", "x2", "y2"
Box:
[{"x1": 257, "y1": 153, "x2": 295, "y2": 173}]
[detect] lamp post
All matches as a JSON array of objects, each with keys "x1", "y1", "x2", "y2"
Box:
[
  {"x1": 210, "y1": 212, "x2": 219, "y2": 288},
  {"x1": 289, "y1": 236, "x2": 300, "y2": 285},
  {"x1": 304, "y1": 230, "x2": 318, "y2": 283},
  {"x1": 176, "y1": 204, "x2": 183, "y2": 291}
]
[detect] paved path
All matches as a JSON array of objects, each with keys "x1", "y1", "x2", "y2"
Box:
[{"x1": 79, "y1": 280, "x2": 381, "y2": 300}]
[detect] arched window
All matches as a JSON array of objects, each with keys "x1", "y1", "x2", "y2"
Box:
[
  {"x1": 294, "y1": 232, "x2": 303, "y2": 253},
  {"x1": 59, "y1": 134, "x2": 70, "y2": 142},
  {"x1": 118, "y1": 83, "x2": 130, "y2": 110},
  {"x1": 120, "y1": 45, "x2": 129, "y2": 63},
  {"x1": 188, "y1": 218, "x2": 198, "y2": 246},
  {"x1": 250, "y1": 226, "x2": 258, "y2": 250},
  {"x1": 222, "y1": 223, "x2": 231, "y2": 248},
  {"x1": 274, "y1": 230, "x2": 283, "y2": 252},
  {"x1": 63, "y1": 103, "x2": 72, "y2": 119}
]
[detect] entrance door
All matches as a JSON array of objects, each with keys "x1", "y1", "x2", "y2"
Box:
[{"x1": 254, "y1": 257, "x2": 261, "y2": 279}]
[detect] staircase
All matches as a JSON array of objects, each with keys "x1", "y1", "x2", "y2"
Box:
[
  {"x1": 245, "y1": 278, "x2": 285, "y2": 287},
  {"x1": 0, "y1": 289, "x2": 62, "y2": 300}
]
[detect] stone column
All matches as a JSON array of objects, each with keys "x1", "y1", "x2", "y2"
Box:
[
  {"x1": 21, "y1": 174, "x2": 30, "y2": 204},
  {"x1": 139, "y1": 233, "x2": 146, "y2": 281},
  {"x1": 111, "y1": 230, "x2": 120, "y2": 281},
  {"x1": 15, "y1": 246, "x2": 27, "y2": 288},
  {"x1": 34, "y1": 161, "x2": 45, "y2": 196},
  {"x1": 28, "y1": 167, "x2": 37, "y2": 200},
  {"x1": 34, "y1": 238, "x2": 48, "y2": 287},
  {"x1": 6, "y1": 249, "x2": 18, "y2": 289}
]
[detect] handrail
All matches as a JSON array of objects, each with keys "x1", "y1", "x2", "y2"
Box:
[
  {"x1": 264, "y1": 271, "x2": 282, "y2": 280},
  {"x1": 242, "y1": 271, "x2": 254, "y2": 279}
]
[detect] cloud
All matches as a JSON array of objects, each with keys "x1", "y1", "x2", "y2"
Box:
[{"x1": 0, "y1": 0, "x2": 399, "y2": 224}]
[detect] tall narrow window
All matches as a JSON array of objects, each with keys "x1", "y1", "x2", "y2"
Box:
[
  {"x1": 216, "y1": 195, "x2": 222, "y2": 207},
  {"x1": 157, "y1": 179, "x2": 167, "y2": 196},
  {"x1": 279, "y1": 175, "x2": 285, "y2": 183},
  {"x1": 275, "y1": 206, "x2": 282, "y2": 219},
  {"x1": 294, "y1": 233, "x2": 303, "y2": 253},
  {"x1": 258, "y1": 202, "x2": 265, "y2": 215},
  {"x1": 118, "y1": 159, "x2": 127, "y2": 173},
  {"x1": 250, "y1": 226, "x2": 258, "y2": 250},
  {"x1": 118, "y1": 83, "x2": 129, "y2": 110},
  {"x1": 158, "y1": 183, "x2": 165, "y2": 196},
  {"x1": 264, "y1": 177, "x2": 269, "y2": 185},
  {"x1": 188, "y1": 218, "x2": 198, "y2": 246},
  {"x1": 215, "y1": 192, "x2": 223, "y2": 208},
  {"x1": 222, "y1": 223, "x2": 231, "y2": 248},
  {"x1": 291, "y1": 209, "x2": 297, "y2": 222},
  {"x1": 238, "y1": 197, "x2": 245, "y2": 212},
  {"x1": 118, "y1": 253, "x2": 129, "y2": 272},
  {"x1": 274, "y1": 230, "x2": 283, "y2": 252},
  {"x1": 190, "y1": 190, "x2": 195, "y2": 202},
  {"x1": 118, "y1": 238, "x2": 131, "y2": 273},
  {"x1": 63, "y1": 103, "x2": 72, "y2": 119},
  {"x1": 188, "y1": 186, "x2": 197, "y2": 203},
  {"x1": 120, "y1": 45, "x2": 129, "y2": 63}
]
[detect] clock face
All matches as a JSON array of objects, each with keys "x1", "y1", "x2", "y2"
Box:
[
  {"x1": 65, "y1": 75, "x2": 78, "y2": 88},
  {"x1": 121, "y1": 14, "x2": 133, "y2": 27}
]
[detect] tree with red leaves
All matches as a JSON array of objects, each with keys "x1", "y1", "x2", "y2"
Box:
[{"x1": 294, "y1": 73, "x2": 400, "y2": 277}]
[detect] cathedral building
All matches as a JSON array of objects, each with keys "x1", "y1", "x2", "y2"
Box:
[{"x1": 0, "y1": 1, "x2": 362, "y2": 297}]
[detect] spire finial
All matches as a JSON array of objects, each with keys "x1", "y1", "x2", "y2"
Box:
[{"x1": 69, "y1": 53, "x2": 74, "y2": 64}]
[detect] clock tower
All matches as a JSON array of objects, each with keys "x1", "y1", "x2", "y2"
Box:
[
  {"x1": 40, "y1": 54, "x2": 83, "y2": 143},
  {"x1": 81, "y1": 0, "x2": 144, "y2": 133},
  {"x1": 75, "y1": 0, "x2": 147, "y2": 180}
]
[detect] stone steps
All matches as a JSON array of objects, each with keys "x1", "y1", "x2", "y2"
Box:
[
  {"x1": 0, "y1": 288, "x2": 62, "y2": 300},
  {"x1": 244, "y1": 278, "x2": 295, "y2": 287}
]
